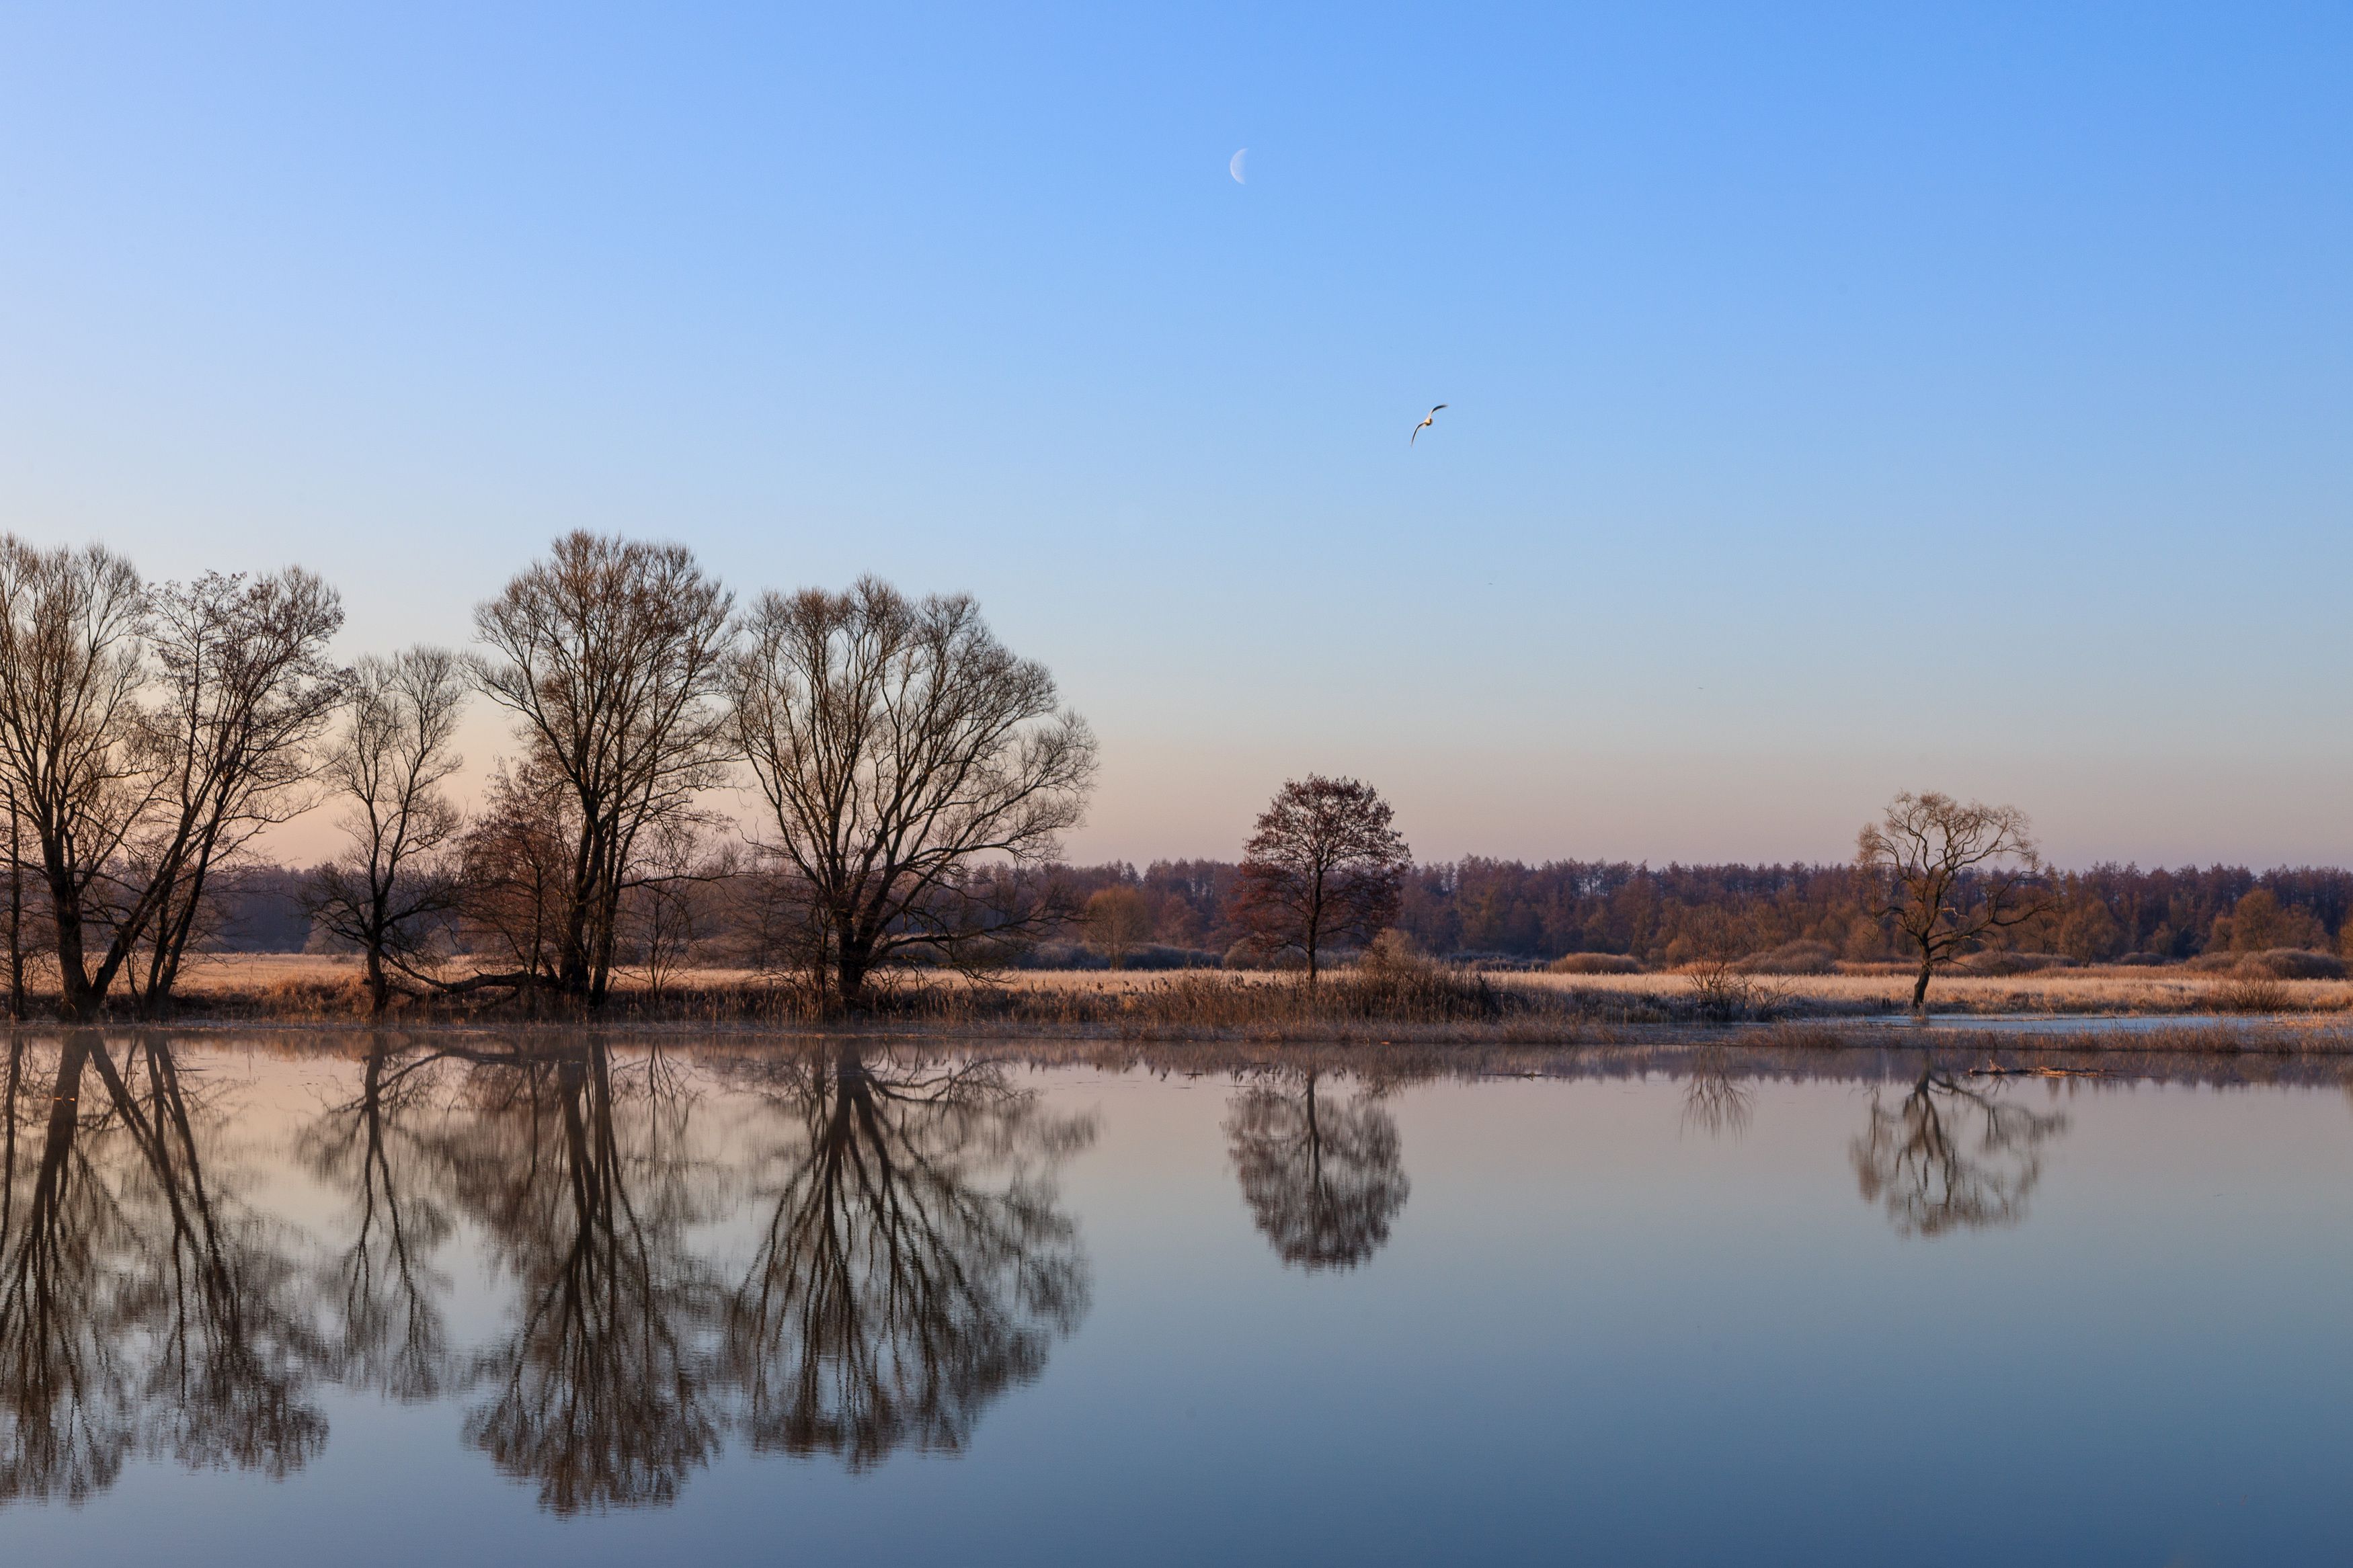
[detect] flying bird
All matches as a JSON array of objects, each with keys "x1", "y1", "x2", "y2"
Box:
[{"x1": 1410, "y1": 405, "x2": 1446, "y2": 445}]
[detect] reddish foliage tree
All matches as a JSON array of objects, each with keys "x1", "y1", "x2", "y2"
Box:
[{"x1": 1230, "y1": 776, "x2": 1411, "y2": 984}]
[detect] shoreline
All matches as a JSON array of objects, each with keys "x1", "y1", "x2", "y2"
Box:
[{"x1": 9, "y1": 1011, "x2": 2353, "y2": 1064}]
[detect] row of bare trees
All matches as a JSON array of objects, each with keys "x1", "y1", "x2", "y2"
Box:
[
  {"x1": 0, "y1": 527, "x2": 2062, "y2": 1022},
  {"x1": 0, "y1": 531, "x2": 1099, "y2": 1019}
]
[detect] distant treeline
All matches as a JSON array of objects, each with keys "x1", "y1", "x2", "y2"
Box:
[
  {"x1": 1053, "y1": 858, "x2": 2353, "y2": 966},
  {"x1": 201, "y1": 856, "x2": 2353, "y2": 967}
]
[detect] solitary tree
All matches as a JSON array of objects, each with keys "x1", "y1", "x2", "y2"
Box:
[
  {"x1": 473, "y1": 533, "x2": 735, "y2": 1006},
  {"x1": 1857, "y1": 791, "x2": 2046, "y2": 1016},
  {"x1": 1230, "y1": 775, "x2": 1410, "y2": 984},
  {"x1": 728, "y1": 577, "x2": 1096, "y2": 1005},
  {"x1": 305, "y1": 648, "x2": 469, "y2": 1013}
]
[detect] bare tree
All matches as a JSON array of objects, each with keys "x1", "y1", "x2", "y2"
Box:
[
  {"x1": 473, "y1": 533, "x2": 735, "y2": 1006},
  {"x1": 1230, "y1": 775, "x2": 1410, "y2": 984},
  {"x1": 130, "y1": 569, "x2": 346, "y2": 1012},
  {"x1": 305, "y1": 648, "x2": 469, "y2": 1014},
  {"x1": 729, "y1": 577, "x2": 1097, "y2": 1005},
  {"x1": 5, "y1": 785, "x2": 24, "y2": 1020},
  {"x1": 0, "y1": 540, "x2": 168, "y2": 1020},
  {"x1": 1083, "y1": 884, "x2": 1152, "y2": 969},
  {"x1": 452, "y1": 757, "x2": 578, "y2": 1007},
  {"x1": 1857, "y1": 791, "x2": 2046, "y2": 1015}
]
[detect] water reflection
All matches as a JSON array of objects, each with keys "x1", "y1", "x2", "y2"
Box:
[
  {"x1": 723, "y1": 1048, "x2": 1094, "y2": 1471},
  {"x1": 448, "y1": 1039, "x2": 725, "y2": 1513},
  {"x1": 0, "y1": 1032, "x2": 327, "y2": 1505},
  {"x1": 1, "y1": 1033, "x2": 1098, "y2": 1514},
  {"x1": 1679, "y1": 1048, "x2": 1755, "y2": 1141},
  {"x1": 0, "y1": 1032, "x2": 2117, "y2": 1522},
  {"x1": 1851, "y1": 1065, "x2": 2070, "y2": 1237},
  {"x1": 301, "y1": 1039, "x2": 451, "y2": 1401},
  {"x1": 1225, "y1": 1070, "x2": 1410, "y2": 1271}
]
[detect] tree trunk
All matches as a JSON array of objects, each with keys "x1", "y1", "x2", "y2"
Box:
[
  {"x1": 48, "y1": 866, "x2": 97, "y2": 1023},
  {"x1": 5, "y1": 790, "x2": 19, "y2": 1023},
  {"x1": 365, "y1": 945, "x2": 389, "y2": 1015},
  {"x1": 1911, "y1": 952, "x2": 1934, "y2": 1016},
  {"x1": 836, "y1": 940, "x2": 873, "y2": 1010}
]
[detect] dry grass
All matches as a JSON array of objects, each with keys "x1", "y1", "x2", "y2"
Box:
[
  {"x1": 12, "y1": 952, "x2": 2346, "y2": 1038},
  {"x1": 1507, "y1": 967, "x2": 2353, "y2": 1016}
]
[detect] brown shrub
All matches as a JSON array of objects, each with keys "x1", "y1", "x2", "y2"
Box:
[
  {"x1": 1548, "y1": 952, "x2": 1642, "y2": 975},
  {"x1": 2213, "y1": 975, "x2": 2296, "y2": 1014},
  {"x1": 2237, "y1": 948, "x2": 2346, "y2": 981}
]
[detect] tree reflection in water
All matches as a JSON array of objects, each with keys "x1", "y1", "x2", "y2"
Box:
[
  {"x1": 723, "y1": 1046, "x2": 1094, "y2": 1471},
  {"x1": 0, "y1": 1034, "x2": 1213, "y2": 1513},
  {"x1": 1680, "y1": 1048, "x2": 1755, "y2": 1141},
  {"x1": 442, "y1": 1039, "x2": 723, "y2": 1514},
  {"x1": 1851, "y1": 1065, "x2": 2069, "y2": 1237},
  {"x1": 1224, "y1": 1069, "x2": 1409, "y2": 1270},
  {"x1": 296, "y1": 1037, "x2": 1095, "y2": 1508},
  {"x1": 301, "y1": 1037, "x2": 453, "y2": 1403},
  {"x1": 0, "y1": 1032, "x2": 327, "y2": 1505}
]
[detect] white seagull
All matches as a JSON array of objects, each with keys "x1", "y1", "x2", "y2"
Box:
[{"x1": 1410, "y1": 404, "x2": 1447, "y2": 445}]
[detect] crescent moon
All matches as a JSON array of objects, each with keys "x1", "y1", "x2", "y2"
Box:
[{"x1": 1229, "y1": 148, "x2": 1248, "y2": 184}]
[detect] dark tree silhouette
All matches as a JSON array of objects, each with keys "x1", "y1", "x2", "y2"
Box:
[
  {"x1": 1224, "y1": 1070, "x2": 1410, "y2": 1270},
  {"x1": 1231, "y1": 776, "x2": 1410, "y2": 983},
  {"x1": 129, "y1": 569, "x2": 346, "y2": 1014},
  {"x1": 721, "y1": 1047, "x2": 1092, "y2": 1469},
  {"x1": 0, "y1": 545, "x2": 346, "y2": 1020},
  {"x1": 729, "y1": 578, "x2": 1096, "y2": 1005},
  {"x1": 1850, "y1": 1065, "x2": 2069, "y2": 1237},
  {"x1": 472, "y1": 532, "x2": 734, "y2": 1007},
  {"x1": 305, "y1": 649, "x2": 469, "y2": 1014}
]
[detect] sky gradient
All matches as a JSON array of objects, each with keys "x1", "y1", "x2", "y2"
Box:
[{"x1": 3, "y1": 3, "x2": 2348, "y2": 868}]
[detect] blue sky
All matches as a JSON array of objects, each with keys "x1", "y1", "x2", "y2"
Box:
[{"x1": 2, "y1": 3, "x2": 2348, "y2": 866}]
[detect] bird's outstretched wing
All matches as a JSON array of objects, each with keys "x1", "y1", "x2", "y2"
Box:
[{"x1": 1429, "y1": 404, "x2": 1447, "y2": 414}]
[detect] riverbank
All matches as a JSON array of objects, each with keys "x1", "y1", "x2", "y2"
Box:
[{"x1": 14, "y1": 952, "x2": 2353, "y2": 1051}]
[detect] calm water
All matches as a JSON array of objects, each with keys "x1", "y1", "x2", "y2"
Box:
[{"x1": 1, "y1": 1031, "x2": 2348, "y2": 1567}]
